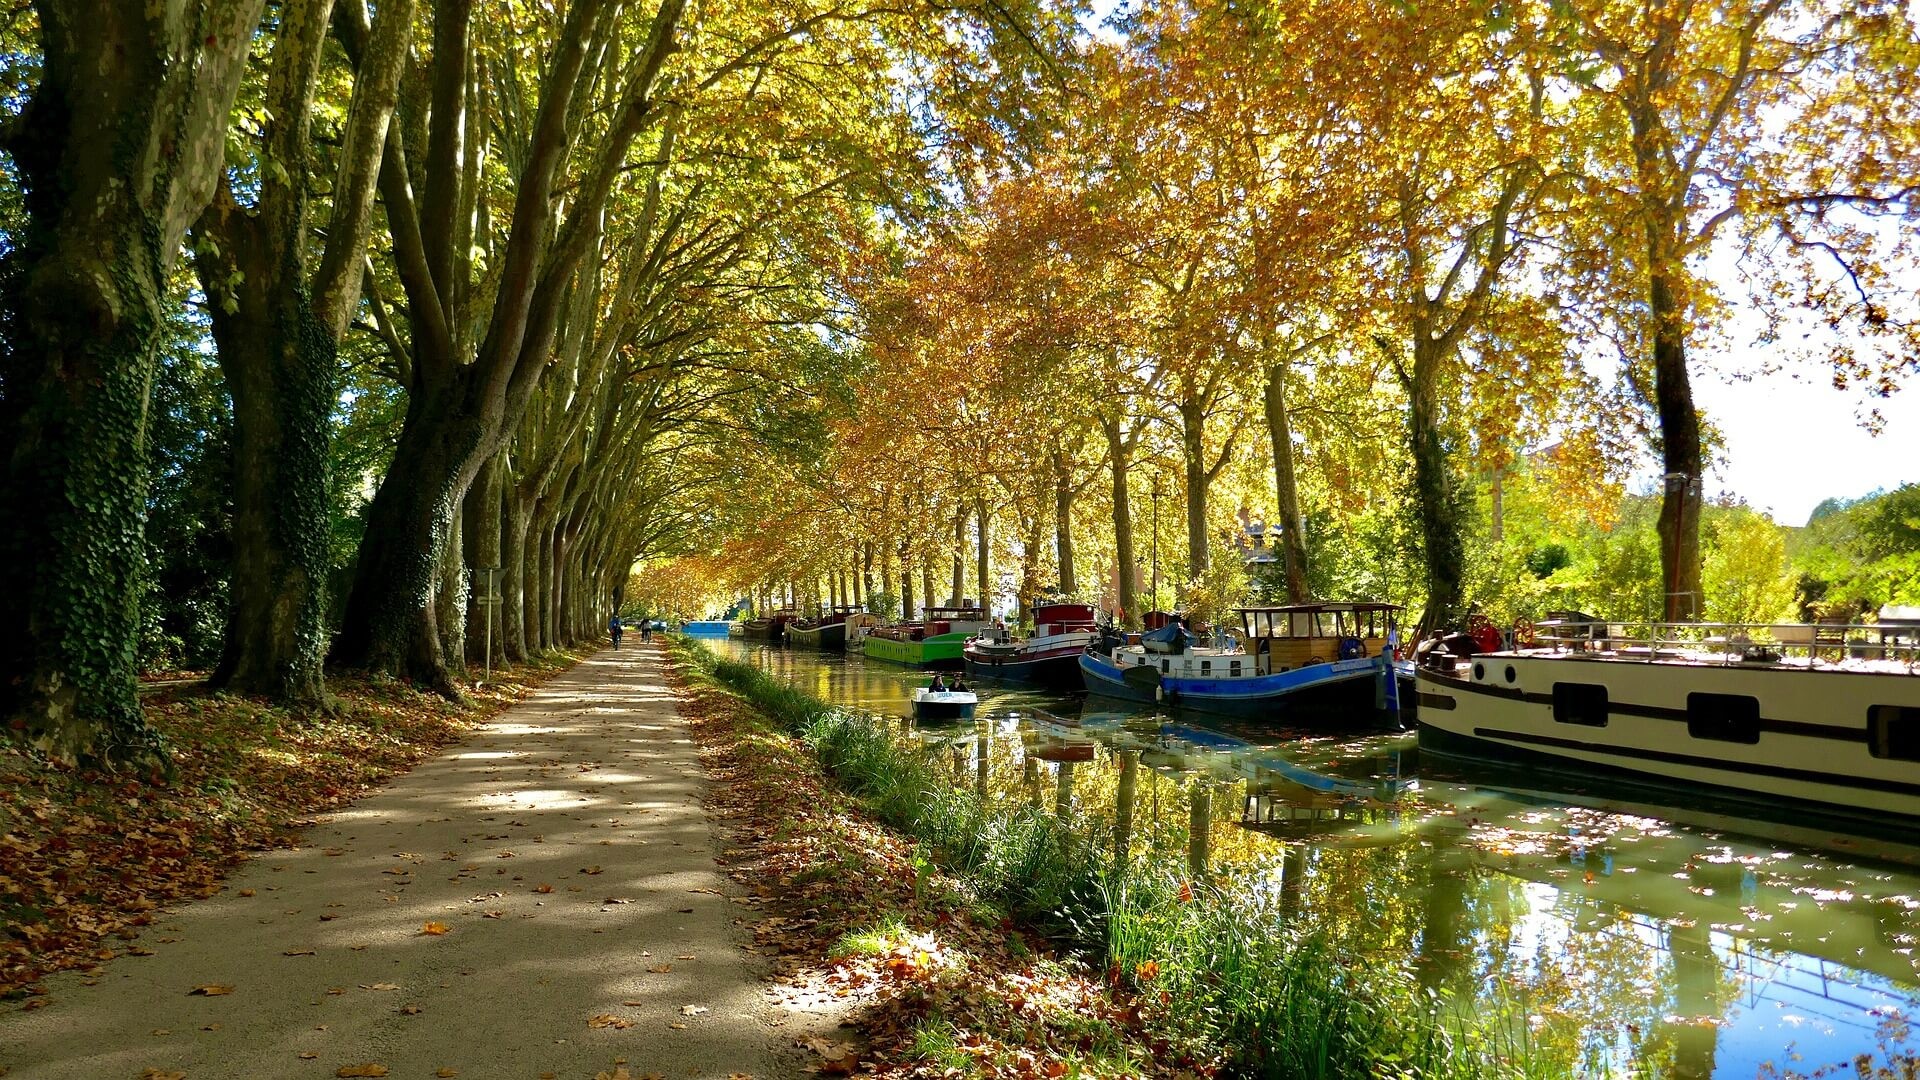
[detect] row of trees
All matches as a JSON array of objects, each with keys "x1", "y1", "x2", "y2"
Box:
[
  {"x1": 634, "y1": 0, "x2": 1919, "y2": 635},
  {"x1": 3, "y1": 0, "x2": 1915, "y2": 763},
  {"x1": 0, "y1": 0, "x2": 1060, "y2": 764}
]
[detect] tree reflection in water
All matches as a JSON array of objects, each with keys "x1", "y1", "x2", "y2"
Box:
[{"x1": 720, "y1": 638, "x2": 1920, "y2": 1075}]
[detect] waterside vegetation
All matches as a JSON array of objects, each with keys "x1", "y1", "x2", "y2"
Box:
[{"x1": 674, "y1": 635, "x2": 1591, "y2": 1079}]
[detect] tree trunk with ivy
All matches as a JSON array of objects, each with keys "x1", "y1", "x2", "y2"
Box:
[
  {"x1": 0, "y1": 0, "x2": 265, "y2": 764},
  {"x1": 191, "y1": 0, "x2": 410, "y2": 707},
  {"x1": 1409, "y1": 333, "x2": 1467, "y2": 634}
]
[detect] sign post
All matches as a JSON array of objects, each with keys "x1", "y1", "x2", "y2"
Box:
[{"x1": 473, "y1": 567, "x2": 503, "y2": 683}]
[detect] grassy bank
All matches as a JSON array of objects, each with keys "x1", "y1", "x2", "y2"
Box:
[
  {"x1": 1, "y1": 650, "x2": 587, "y2": 1002},
  {"x1": 674, "y1": 636, "x2": 1565, "y2": 1080}
]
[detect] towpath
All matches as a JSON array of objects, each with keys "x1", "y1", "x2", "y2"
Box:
[{"x1": 1, "y1": 646, "x2": 795, "y2": 1080}]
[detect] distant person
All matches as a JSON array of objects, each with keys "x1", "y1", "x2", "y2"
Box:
[
  {"x1": 640, "y1": 618, "x2": 654, "y2": 643},
  {"x1": 608, "y1": 613, "x2": 624, "y2": 648},
  {"x1": 929, "y1": 673, "x2": 947, "y2": 693},
  {"x1": 951, "y1": 676, "x2": 969, "y2": 693}
]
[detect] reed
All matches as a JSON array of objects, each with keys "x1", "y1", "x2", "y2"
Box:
[{"x1": 674, "y1": 635, "x2": 1572, "y2": 1079}]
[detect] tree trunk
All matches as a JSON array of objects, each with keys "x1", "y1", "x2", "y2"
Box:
[
  {"x1": 901, "y1": 551, "x2": 914, "y2": 621},
  {"x1": 506, "y1": 488, "x2": 535, "y2": 659},
  {"x1": 436, "y1": 505, "x2": 466, "y2": 673},
  {"x1": 1053, "y1": 452, "x2": 1077, "y2": 596},
  {"x1": 1650, "y1": 248, "x2": 1704, "y2": 622},
  {"x1": 1178, "y1": 398, "x2": 1212, "y2": 578},
  {"x1": 1263, "y1": 362, "x2": 1310, "y2": 602},
  {"x1": 1102, "y1": 416, "x2": 1138, "y2": 627},
  {"x1": 952, "y1": 511, "x2": 966, "y2": 605},
  {"x1": 464, "y1": 452, "x2": 504, "y2": 666},
  {"x1": 195, "y1": 227, "x2": 337, "y2": 707},
  {"x1": 975, "y1": 500, "x2": 990, "y2": 611},
  {"x1": 922, "y1": 561, "x2": 935, "y2": 616},
  {"x1": 0, "y1": 0, "x2": 267, "y2": 764},
  {"x1": 332, "y1": 385, "x2": 491, "y2": 694},
  {"x1": 1019, "y1": 513, "x2": 1042, "y2": 625},
  {"x1": 862, "y1": 541, "x2": 874, "y2": 604},
  {"x1": 1410, "y1": 335, "x2": 1465, "y2": 633}
]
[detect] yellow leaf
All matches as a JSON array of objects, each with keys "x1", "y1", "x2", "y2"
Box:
[
  {"x1": 336, "y1": 1067, "x2": 389, "y2": 1078},
  {"x1": 188, "y1": 984, "x2": 233, "y2": 996},
  {"x1": 419, "y1": 922, "x2": 451, "y2": 936}
]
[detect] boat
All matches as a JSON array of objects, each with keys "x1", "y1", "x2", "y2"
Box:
[
  {"x1": 787, "y1": 605, "x2": 863, "y2": 649},
  {"x1": 740, "y1": 608, "x2": 800, "y2": 641},
  {"x1": 912, "y1": 688, "x2": 978, "y2": 722},
  {"x1": 843, "y1": 612, "x2": 883, "y2": 649},
  {"x1": 863, "y1": 606, "x2": 993, "y2": 669},
  {"x1": 1078, "y1": 602, "x2": 1411, "y2": 721},
  {"x1": 1415, "y1": 616, "x2": 1920, "y2": 832},
  {"x1": 682, "y1": 619, "x2": 732, "y2": 636},
  {"x1": 962, "y1": 602, "x2": 1099, "y2": 687}
]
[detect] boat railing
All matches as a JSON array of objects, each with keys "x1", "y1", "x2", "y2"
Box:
[{"x1": 1528, "y1": 618, "x2": 1920, "y2": 669}]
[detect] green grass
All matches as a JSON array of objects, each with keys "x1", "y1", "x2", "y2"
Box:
[
  {"x1": 829, "y1": 916, "x2": 912, "y2": 959},
  {"x1": 673, "y1": 635, "x2": 1583, "y2": 1079}
]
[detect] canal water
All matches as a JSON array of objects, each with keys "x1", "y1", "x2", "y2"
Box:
[{"x1": 704, "y1": 634, "x2": 1920, "y2": 1078}]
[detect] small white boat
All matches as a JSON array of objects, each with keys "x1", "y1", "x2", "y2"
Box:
[
  {"x1": 1416, "y1": 617, "x2": 1920, "y2": 835},
  {"x1": 911, "y1": 688, "x2": 978, "y2": 722}
]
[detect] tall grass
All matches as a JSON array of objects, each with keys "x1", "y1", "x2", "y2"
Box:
[{"x1": 675, "y1": 635, "x2": 1574, "y2": 1080}]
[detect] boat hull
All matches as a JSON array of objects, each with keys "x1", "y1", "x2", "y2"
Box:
[
  {"x1": 1414, "y1": 653, "x2": 1920, "y2": 825},
  {"x1": 787, "y1": 621, "x2": 848, "y2": 649},
  {"x1": 864, "y1": 632, "x2": 968, "y2": 669},
  {"x1": 682, "y1": 621, "x2": 732, "y2": 636},
  {"x1": 913, "y1": 697, "x2": 978, "y2": 722},
  {"x1": 963, "y1": 639, "x2": 1091, "y2": 688},
  {"x1": 1079, "y1": 650, "x2": 1397, "y2": 721}
]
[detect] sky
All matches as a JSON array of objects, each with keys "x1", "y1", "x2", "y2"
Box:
[{"x1": 1685, "y1": 361, "x2": 1918, "y2": 525}]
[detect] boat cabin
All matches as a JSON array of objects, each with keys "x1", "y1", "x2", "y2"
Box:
[
  {"x1": 921, "y1": 606, "x2": 990, "y2": 636},
  {"x1": 1239, "y1": 602, "x2": 1399, "y2": 675}
]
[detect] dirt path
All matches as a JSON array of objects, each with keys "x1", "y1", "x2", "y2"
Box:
[{"x1": 1, "y1": 646, "x2": 795, "y2": 1080}]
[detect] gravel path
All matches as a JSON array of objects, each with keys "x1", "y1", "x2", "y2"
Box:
[{"x1": 1, "y1": 645, "x2": 794, "y2": 1080}]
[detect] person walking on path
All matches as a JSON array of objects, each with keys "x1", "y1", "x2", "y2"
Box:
[
  {"x1": 608, "y1": 612, "x2": 624, "y2": 647},
  {"x1": 0, "y1": 648, "x2": 795, "y2": 1079}
]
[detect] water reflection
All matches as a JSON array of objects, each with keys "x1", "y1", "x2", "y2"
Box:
[{"x1": 712, "y1": 637, "x2": 1920, "y2": 1075}]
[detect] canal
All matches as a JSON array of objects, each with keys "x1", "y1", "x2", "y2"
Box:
[{"x1": 702, "y1": 633, "x2": 1920, "y2": 1077}]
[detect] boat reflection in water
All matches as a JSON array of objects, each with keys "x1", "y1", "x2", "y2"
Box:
[{"x1": 710, "y1": 636, "x2": 1920, "y2": 1077}]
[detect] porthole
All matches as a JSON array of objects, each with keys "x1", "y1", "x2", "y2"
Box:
[
  {"x1": 1472, "y1": 663, "x2": 1485, "y2": 681},
  {"x1": 1504, "y1": 665, "x2": 1517, "y2": 684}
]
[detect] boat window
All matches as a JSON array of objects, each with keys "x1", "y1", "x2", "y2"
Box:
[
  {"x1": 1687, "y1": 693, "x2": 1761, "y2": 745},
  {"x1": 1551, "y1": 682, "x2": 1608, "y2": 727},
  {"x1": 1201, "y1": 660, "x2": 1211, "y2": 674},
  {"x1": 1869, "y1": 705, "x2": 1920, "y2": 762},
  {"x1": 1230, "y1": 660, "x2": 1242, "y2": 676},
  {"x1": 1161, "y1": 659, "x2": 1169, "y2": 674}
]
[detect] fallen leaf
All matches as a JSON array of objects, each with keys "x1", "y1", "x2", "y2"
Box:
[
  {"x1": 587, "y1": 1013, "x2": 633, "y2": 1030},
  {"x1": 399, "y1": 1004, "x2": 422, "y2": 1015},
  {"x1": 299, "y1": 1052, "x2": 318, "y2": 1060},
  {"x1": 435, "y1": 1071, "x2": 457, "y2": 1078},
  {"x1": 580, "y1": 865, "x2": 603, "y2": 875},
  {"x1": 237, "y1": 889, "x2": 255, "y2": 897},
  {"x1": 419, "y1": 921, "x2": 450, "y2": 936},
  {"x1": 646, "y1": 963, "x2": 672, "y2": 973},
  {"x1": 284, "y1": 949, "x2": 315, "y2": 957},
  {"x1": 141, "y1": 1070, "x2": 185, "y2": 1080},
  {"x1": 189, "y1": 984, "x2": 233, "y2": 996},
  {"x1": 365, "y1": 982, "x2": 399, "y2": 992},
  {"x1": 679, "y1": 1004, "x2": 708, "y2": 1016},
  {"x1": 336, "y1": 1067, "x2": 389, "y2": 1078},
  {"x1": 533, "y1": 883, "x2": 554, "y2": 894}
]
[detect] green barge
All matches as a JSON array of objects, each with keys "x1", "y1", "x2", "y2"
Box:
[{"x1": 860, "y1": 606, "x2": 991, "y2": 669}]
